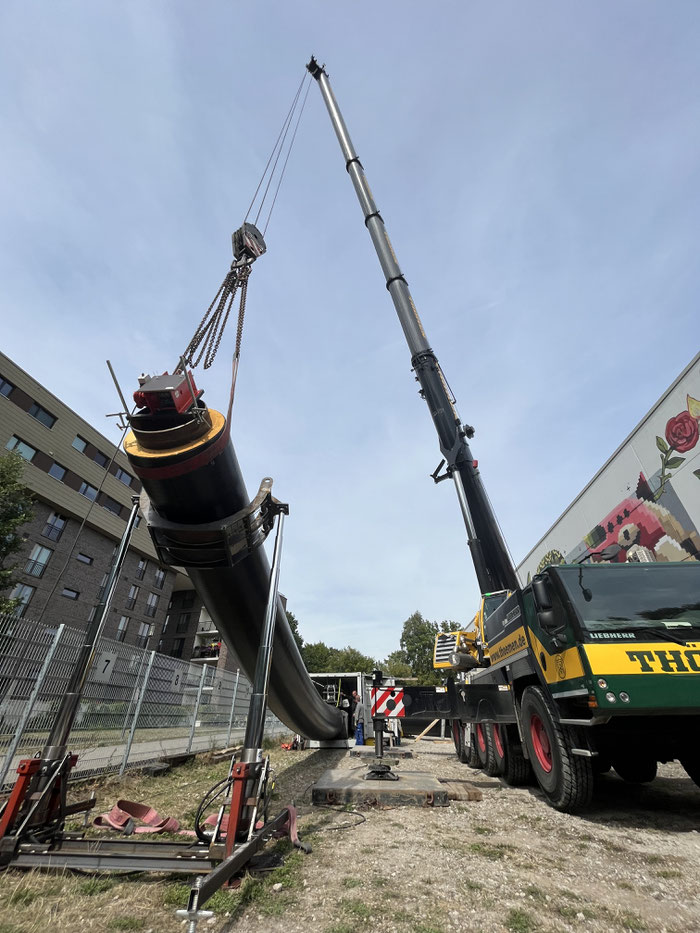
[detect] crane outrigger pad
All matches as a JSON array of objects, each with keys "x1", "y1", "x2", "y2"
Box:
[{"x1": 311, "y1": 769, "x2": 449, "y2": 808}]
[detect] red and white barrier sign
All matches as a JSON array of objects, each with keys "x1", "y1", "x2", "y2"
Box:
[{"x1": 370, "y1": 686, "x2": 405, "y2": 718}]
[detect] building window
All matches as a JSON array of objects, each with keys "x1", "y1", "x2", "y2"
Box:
[
  {"x1": 87, "y1": 605, "x2": 98, "y2": 622},
  {"x1": 171, "y1": 638, "x2": 185, "y2": 659},
  {"x1": 93, "y1": 450, "x2": 109, "y2": 468},
  {"x1": 76, "y1": 552, "x2": 93, "y2": 565},
  {"x1": 61, "y1": 587, "x2": 80, "y2": 600},
  {"x1": 102, "y1": 496, "x2": 122, "y2": 516},
  {"x1": 25, "y1": 544, "x2": 52, "y2": 578},
  {"x1": 10, "y1": 583, "x2": 35, "y2": 618},
  {"x1": 134, "y1": 515, "x2": 142, "y2": 528},
  {"x1": 79, "y1": 481, "x2": 98, "y2": 501},
  {"x1": 115, "y1": 468, "x2": 132, "y2": 487},
  {"x1": 116, "y1": 616, "x2": 130, "y2": 643},
  {"x1": 162, "y1": 614, "x2": 170, "y2": 633},
  {"x1": 125, "y1": 584, "x2": 139, "y2": 610},
  {"x1": 28, "y1": 402, "x2": 56, "y2": 429},
  {"x1": 157, "y1": 638, "x2": 164, "y2": 652},
  {"x1": 48, "y1": 462, "x2": 66, "y2": 481},
  {"x1": 135, "y1": 558, "x2": 147, "y2": 580},
  {"x1": 176, "y1": 612, "x2": 192, "y2": 633},
  {"x1": 136, "y1": 622, "x2": 153, "y2": 649},
  {"x1": 145, "y1": 592, "x2": 159, "y2": 618},
  {"x1": 43, "y1": 512, "x2": 67, "y2": 542},
  {"x1": 72, "y1": 435, "x2": 87, "y2": 453},
  {"x1": 0, "y1": 376, "x2": 15, "y2": 398},
  {"x1": 154, "y1": 568, "x2": 166, "y2": 590},
  {"x1": 5, "y1": 436, "x2": 36, "y2": 462},
  {"x1": 182, "y1": 591, "x2": 195, "y2": 610}
]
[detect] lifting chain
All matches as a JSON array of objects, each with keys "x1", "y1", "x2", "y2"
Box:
[{"x1": 183, "y1": 263, "x2": 251, "y2": 371}]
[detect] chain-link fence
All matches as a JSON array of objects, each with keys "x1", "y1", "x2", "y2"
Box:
[{"x1": 0, "y1": 613, "x2": 288, "y2": 789}]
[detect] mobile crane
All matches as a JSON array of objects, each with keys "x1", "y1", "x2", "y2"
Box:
[{"x1": 307, "y1": 58, "x2": 700, "y2": 812}]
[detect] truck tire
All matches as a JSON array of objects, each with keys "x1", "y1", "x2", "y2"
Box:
[
  {"x1": 451, "y1": 719, "x2": 469, "y2": 764},
  {"x1": 475, "y1": 722, "x2": 502, "y2": 777},
  {"x1": 492, "y1": 723, "x2": 531, "y2": 786},
  {"x1": 680, "y1": 755, "x2": 700, "y2": 788},
  {"x1": 521, "y1": 686, "x2": 593, "y2": 812},
  {"x1": 612, "y1": 757, "x2": 657, "y2": 784},
  {"x1": 466, "y1": 729, "x2": 481, "y2": 769}
]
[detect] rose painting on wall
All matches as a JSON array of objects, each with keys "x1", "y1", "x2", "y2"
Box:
[{"x1": 534, "y1": 394, "x2": 700, "y2": 575}]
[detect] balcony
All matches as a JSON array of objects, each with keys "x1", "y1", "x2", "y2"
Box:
[
  {"x1": 24, "y1": 559, "x2": 48, "y2": 578},
  {"x1": 42, "y1": 523, "x2": 63, "y2": 542},
  {"x1": 192, "y1": 642, "x2": 220, "y2": 664}
]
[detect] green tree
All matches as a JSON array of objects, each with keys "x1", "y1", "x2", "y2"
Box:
[
  {"x1": 329, "y1": 646, "x2": 377, "y2": 674},
  {"x1": 399, "y1": 610, "x2": 439, "y2": 683},
  {"x1": 382, "y1": 648, "x2": 412, "y2": 679},
  {"x1": 286, "y1": 609, "x2": 304, "y2": 654},
  {"x1": 0, "y1": 451, "x2": 34, "y2": 614},
  {"x1": 302, "y1": 641, "x2": 333, "y2": 672}
]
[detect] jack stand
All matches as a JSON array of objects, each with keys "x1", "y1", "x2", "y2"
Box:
[
  {"x1": 177, "y1": 506, "x2": 310, "y2": 926},
  {"x1": 365, "y1": 714, "x2": 398, "y2": 782}
]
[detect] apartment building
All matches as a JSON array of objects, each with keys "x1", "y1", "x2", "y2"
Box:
[{"x1": 0, "y1": 351, "x2": 180, "y2": 649}]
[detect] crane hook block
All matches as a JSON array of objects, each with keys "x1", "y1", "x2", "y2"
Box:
[{"x1": 232, "y1": 222, "x2": 266, "y2": 263}]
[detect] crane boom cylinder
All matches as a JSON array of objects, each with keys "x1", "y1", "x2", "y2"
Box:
[{"x1": 307, "y1": 57, "x2": 518, "y2": 594}]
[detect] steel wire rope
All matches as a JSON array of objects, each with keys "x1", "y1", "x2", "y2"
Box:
[
  {"x1": 251, "y1": 72, "x2": 307, "y2": 228},
  {"x1": 261, "y1": 75, "x2": 312, "y2": 236},
  {"x1": 181, "y1": 71, "x2": 309, "y2": 376},
  {"x1": 243, "y1": 69, "x2": 308, "y2": 225}
]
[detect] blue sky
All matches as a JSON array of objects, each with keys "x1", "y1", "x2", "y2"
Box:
[{"x1": 1, "y1": 1, "x2": 699, "y2": 659}]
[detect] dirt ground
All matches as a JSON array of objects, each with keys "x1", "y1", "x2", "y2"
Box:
[{"x1": 1, "y1": 737, "x2": 699, "y2": 933}]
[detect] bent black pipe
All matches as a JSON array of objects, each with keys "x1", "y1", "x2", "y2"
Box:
[{"x1": 124, "y1": 404, "x2": 345, "y2": 740}]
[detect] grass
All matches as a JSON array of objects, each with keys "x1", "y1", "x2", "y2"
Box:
[
  {"x1": 525, "y1": 884, "x2": 547, "y2": 903},
  {"x1": 467, "y1": 841, "x2": 515, "y2": 860},
  {"x1": 342, "y1": 877, "x2": 363, "y2": 888},
  {"x1": 473, "y1": 825, "x2": 493, "y2": 835},
  {"x1": 655, "y1": 869, "x2": 682, "y2": 879},
  {"x1": 506, "y1": 908, "x2": 538, "y2": 933},
  {"x1": 106, "y1": 919, "x2": 145, "y2": 931},
  {"x1": 340, "y1": 897, "x2": 372, "y2": 921},
  {"x1": 6, "y1": 890, "x2": 36, "y2": 907},
  {"x1": 78, "y1": 877, "x2": 117, "y2": 896}
]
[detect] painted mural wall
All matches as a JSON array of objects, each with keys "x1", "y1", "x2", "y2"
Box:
[{"x1": 517, "y1": 352, "x2": 700, "y2": 583}]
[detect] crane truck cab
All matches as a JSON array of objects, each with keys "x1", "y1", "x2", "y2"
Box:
[
  {"x1": 449, "y1": 561, "x2": 700, "y2": 811},
  {"x1": 434, "y1": 589, "x2": 511, "y2": 673}
]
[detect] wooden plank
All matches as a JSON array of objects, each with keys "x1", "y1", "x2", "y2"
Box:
[{"x1": 437, "y1": 779, "x2": 483, "y2": 801}]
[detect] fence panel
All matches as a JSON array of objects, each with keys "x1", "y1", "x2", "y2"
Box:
[{"x1": 0, "y1": 613, "x2": 291, "y2": 789}]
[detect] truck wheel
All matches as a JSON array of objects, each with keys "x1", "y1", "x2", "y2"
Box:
[
  {"x1": 493, "y1": 723, "x2": 531, "y2": 787},
  {"x1": 466, "y1": 729, "x2": 481, "y2": 769},
  {"x1": 475, "y1": 722, "x2": 502, "y2": 777},
  {"x1": 612, "y1": 757, "x2": 657, "y2": 784},
  {"x1": 680, "y1": 755, "x2": 700, "y2": 788},
  {"x1": 521, "y1": 686, "x2": 593, "y2": 812},
  {"x1": 451, "y1": 719, "x2": 469, "y2": 764}
]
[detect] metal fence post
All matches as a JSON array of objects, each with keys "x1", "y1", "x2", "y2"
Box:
[
  {"x1": 187, "y1": 665, "x2": 208, "y2": 754},
  {"x1": 0, "y1": 624, "x2": 65, "y2": 787},
  {"x1": 120, "y1": 648, "x2": 149, "y2": 739},
  {"x1": 120, "y1": 650, "x2": 155, "y2": 776},
  {"x1": 225, "y1": 669, "x2": 240, "y2": 747}
]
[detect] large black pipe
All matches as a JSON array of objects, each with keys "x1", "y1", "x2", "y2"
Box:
[{"x1": 124, "y1": 404, "x2": 345, "y2": 740}]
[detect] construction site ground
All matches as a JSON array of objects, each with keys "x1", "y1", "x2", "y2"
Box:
[{"x1": 1, "y1": 736, "x2": 699, "y2": 933}]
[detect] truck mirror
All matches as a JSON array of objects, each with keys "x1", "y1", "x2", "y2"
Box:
[{"x1": 532, "y1": 577, "x2": 552, "y2": 611}]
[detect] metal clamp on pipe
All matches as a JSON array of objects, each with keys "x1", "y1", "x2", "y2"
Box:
[{"x1": 146, "y1": 477, "x2": 288, "y2": 569}]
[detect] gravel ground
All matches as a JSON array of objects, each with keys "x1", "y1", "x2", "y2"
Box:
[
  {"x1": 229, "y1": 738, "x2": 700, "y2": 933},
  {"x1": 1, "y1": 738, "x2": 698, "y2": 933}
]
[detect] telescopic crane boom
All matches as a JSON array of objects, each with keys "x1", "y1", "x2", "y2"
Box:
[{"x1": 307, "y1": 57, "x2": 518, "y2": 595}]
